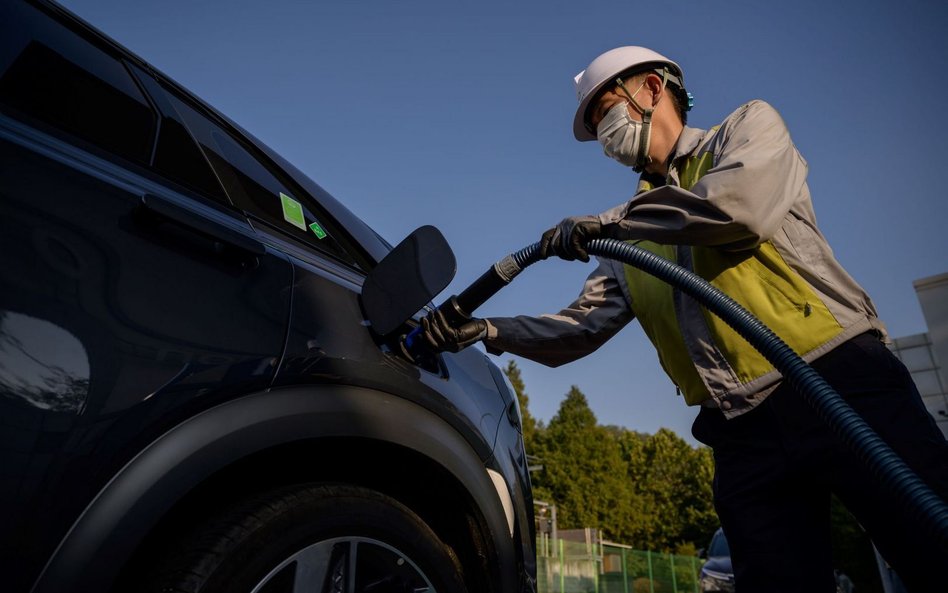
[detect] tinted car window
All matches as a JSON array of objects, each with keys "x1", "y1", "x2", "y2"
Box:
[
  {"x1": 0, "y1": 2, "x2": 154, "y2": 164},
  {"x1": 127, "y1": 65, "x2": 231, "y2": 206},
  {"x1": 148, "y1": 81, "x2": 357, "y2": 267}
]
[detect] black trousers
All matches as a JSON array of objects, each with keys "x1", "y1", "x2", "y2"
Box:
[{"x1": 692, "y1": 332, "x2": 948, "y2": 592}]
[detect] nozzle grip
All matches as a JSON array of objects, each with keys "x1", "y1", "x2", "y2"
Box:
[{"x1": 400, "y1": 245, "x2": 537, "y2": 358}]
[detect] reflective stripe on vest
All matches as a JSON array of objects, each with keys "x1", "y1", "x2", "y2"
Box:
[{"x1": 623, "y1": 149, "x2": 844, "y2": 405}]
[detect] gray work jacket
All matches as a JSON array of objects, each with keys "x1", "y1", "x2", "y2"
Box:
[{"x1": 485, "y1": 100, "x2": 885, "y2": 416}]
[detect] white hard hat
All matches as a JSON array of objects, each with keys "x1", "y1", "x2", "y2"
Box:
[{"x1": 572, "y1": 46, "x2": 685, "y2": 141}]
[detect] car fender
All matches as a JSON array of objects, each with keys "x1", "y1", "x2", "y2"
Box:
[{"x1": 31, "y1": 383, "x2": 517, "y2": 593}]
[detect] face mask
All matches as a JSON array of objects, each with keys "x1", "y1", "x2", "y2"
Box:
[
  {"x1": 597, "y1": 101, "x2": 651, "y2": 172},
  {"x1": 596, "y1": 72, "x2": 667, "y2": 172}
]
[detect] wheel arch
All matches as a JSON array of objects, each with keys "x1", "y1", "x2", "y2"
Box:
[{"x1": 31, "y1": 384, "x2": 517, "y2": 593}]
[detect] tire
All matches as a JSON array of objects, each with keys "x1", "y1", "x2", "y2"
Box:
[{"x1": 144, "y1": 484, "x2": 468, "y2": 593}]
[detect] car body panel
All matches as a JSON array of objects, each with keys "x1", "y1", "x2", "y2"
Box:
[
  {"x1": 29, "y1": 383, "x2": 520, "y2": 593},
  {"x1": 0, "y1": 1, "x2": 534, "y2": 590},
  {"x1": 0, "y1": 113, "x2": 293, "y2": 590}
]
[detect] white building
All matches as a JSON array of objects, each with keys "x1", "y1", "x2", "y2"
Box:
[{"x1": 886, "y1": 272, "x2": 948, "y2": 438}]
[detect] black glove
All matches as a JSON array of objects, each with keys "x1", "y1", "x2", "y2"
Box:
[
  {"x1": 420, "y1": 308, "x2": 488, "y2": 353},
  {"x1": 538, "y1": 216, "x2": 603, "y2": 263}
]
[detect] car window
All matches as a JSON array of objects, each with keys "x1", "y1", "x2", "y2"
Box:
[
  {"x1": 127, "y1": 64, "x2": 231, "y2": 207},
  {"x1": 0, "y1": 2, "x2": 155, "y2": 164},
  {"x1": 147, "y1": 81, "x2": 358, "y2": 268}
]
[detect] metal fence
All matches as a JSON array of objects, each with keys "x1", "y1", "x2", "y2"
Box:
[{"x1": 536, "y1": 538, "x2": 701, "y2": 593}]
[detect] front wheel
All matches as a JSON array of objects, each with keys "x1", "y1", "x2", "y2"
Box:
[{"x1": 145, "y1": 484, "x2": 468, "y2": 593}]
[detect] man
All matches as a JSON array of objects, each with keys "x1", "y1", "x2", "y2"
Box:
[{"x1": 421, "y1": 47, "x2": 948, "y2": 590}]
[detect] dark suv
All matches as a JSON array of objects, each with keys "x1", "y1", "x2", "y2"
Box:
[{"x1": 0, "y1": 1, "x2": 535, "y2": 591}]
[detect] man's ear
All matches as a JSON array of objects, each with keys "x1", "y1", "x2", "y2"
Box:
[{"x1": 644, "y1": 72, "x2": 665, "y2": 107}]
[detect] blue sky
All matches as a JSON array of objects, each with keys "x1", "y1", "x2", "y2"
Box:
[{"x1": 61, "y1": 0, "x2": 948, "y2": 444}]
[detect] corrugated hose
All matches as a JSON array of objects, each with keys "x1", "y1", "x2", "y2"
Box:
[{"x1": 450, "y1": 237, "x2": 948, "y2": 545}]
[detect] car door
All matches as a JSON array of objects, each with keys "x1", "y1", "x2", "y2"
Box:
[
  {"x1": 0, "y1": 2, "x2": 292, "y2": 585},
  {"x1": 136, "y1": 68, "x2": 511, "y2": 457}
]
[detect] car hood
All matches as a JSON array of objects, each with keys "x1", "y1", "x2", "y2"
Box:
[{"x1": 702, "y1": 555, "x2": 733, "y2": 576}]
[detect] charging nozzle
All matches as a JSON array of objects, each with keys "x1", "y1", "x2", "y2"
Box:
[{"x1": 401, "y1": 243, "x2": 542, "y2": 359}]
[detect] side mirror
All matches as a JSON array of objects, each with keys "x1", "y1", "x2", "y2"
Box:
[
  {"x1": 361, "y1": 225, "x2": 456, "y2": 336},
  {"x1": 697, "y1": 548, "x2": 707, "y2": 559}
]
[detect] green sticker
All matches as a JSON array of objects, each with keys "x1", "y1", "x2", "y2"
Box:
[
  {"x1": 309, "y1": 221, "x2": 327, "y2": 240},
  {"x1": 279, "y1": 192, "x2": 306, "y2": 230}
]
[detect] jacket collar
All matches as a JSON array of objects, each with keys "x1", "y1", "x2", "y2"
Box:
[
  {"x1": 672, "y1": 125, "x2": 706, "y2": 161},
  {"x1": 639, "y1": 126, "x2": 708, "y2": 190},
  {"x1": 662, "y1": 126, "x2": 707, "y2": 187}
]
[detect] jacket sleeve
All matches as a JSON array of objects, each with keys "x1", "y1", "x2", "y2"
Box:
[
  {"x1": 601, "y1": 100, "x2": 808, "y2": 251},
  {"x1": 483, "y1": 259, "x2": 633, "y2": 367}
]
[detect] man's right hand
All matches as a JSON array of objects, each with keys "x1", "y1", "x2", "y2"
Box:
[
  {"x1": 538, "y1": 216, "x2": 603, "y2": 262},
  {"x1": 420, "y1": 309, "x2": 488, "y2": 353}
]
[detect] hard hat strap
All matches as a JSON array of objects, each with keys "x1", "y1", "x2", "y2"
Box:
[
  {"x1": 616, "y1": 68, "x2": 668, "y2": 118},
  {"x1": 616, "y1": 69, "x2": 669, "y2": 171},
  {"x1": 638, "y1": 114, "x2": 652, "y2": 171}
]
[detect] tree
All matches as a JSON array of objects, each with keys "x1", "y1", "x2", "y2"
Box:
[
  {"x1": 508, "y1": 367, "x2": 719, "y2": 552},
  {"x1": 621, "y1": 428, "x2": 717, "y2": 550},
  {"x1": 531, "y1": 386, "x2": 643, "y2": 542}
]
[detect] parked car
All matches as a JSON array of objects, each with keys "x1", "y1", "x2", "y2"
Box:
[
  {"x1": 699, "y1": 528, "x2": 735, "y2": 593},
  {"x1": 0, "y1": 1, "x2": 536, "y2": 591},
  {"x1": 699, "y1": 527, "x2": 855, "y2": 592}
]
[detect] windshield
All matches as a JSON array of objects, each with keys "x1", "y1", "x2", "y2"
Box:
[{"x1": 709, "y1": 530, "x2": 731, "y2": 557}]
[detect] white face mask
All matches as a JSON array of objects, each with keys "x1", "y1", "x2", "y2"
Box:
[
  {"x1": 597, "y1": 101, "x2": 651, "y2": 172},
  {"x1": 596, "y1": 72, "x2": 667, "y2": 172}
]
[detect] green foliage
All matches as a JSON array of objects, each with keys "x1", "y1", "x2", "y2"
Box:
[
  {"x1": 621, "y1": 428, "x2": 718, "y2": 550},
  {"x1": 520, "y1": 379, "x2": 718, "y2": 551},
  {"x1": 509, "y1": 366, "x2": 884, "y2": 588},
  {"x1": 531, "y1": 386, "x2": 643, "y2": 541}
]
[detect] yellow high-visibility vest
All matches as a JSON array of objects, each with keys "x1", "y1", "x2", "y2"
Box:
[{"x1": 623, "y1": 151, "x2": 844, "y2": 406}]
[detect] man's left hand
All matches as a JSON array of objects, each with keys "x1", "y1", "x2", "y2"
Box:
[{"x1": 538, "y1": 216, "x2": 603, "y2": 262}]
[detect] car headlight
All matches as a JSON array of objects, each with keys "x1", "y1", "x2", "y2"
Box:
[{"x1": 700, "y1": 568, "x2": 735, "y2": 592}]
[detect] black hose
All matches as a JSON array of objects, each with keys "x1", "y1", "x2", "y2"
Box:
[{"x1": 477, "y1": 237, "x2": 948, "y2": 545}]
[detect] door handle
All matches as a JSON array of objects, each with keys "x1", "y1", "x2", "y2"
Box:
[{"x1": 139, "y1": 193, "x2": 266, "y2": 256}]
